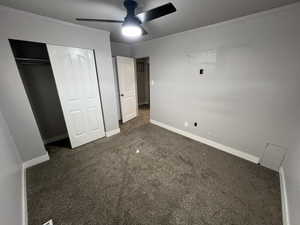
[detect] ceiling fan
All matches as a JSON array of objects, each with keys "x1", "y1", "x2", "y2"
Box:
[{"x1": 76, "y1": 0, "x2": 176, "y2": 38}]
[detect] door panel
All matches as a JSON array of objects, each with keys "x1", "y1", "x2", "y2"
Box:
[
  {"x1": 71, "y1": 111, "x2": 84, "y2": 136},
  {"x1": 116, "y1": 56, "x2": 137, "y2": 123},
  {"x1": 87, "y1": 107, "x2": 100, "y2": 131},
  {"x1": 47, "y1": 45, "x2": 105, "y2": 148}
]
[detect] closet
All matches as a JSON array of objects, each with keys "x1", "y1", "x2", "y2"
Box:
[{"x1": 9, "y1": 39, "x2": 105, "y2": 148}]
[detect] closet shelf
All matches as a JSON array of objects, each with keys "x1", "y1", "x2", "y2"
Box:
[{"x1": 15, "y1": 57, "x2": 50, "y2": 64}]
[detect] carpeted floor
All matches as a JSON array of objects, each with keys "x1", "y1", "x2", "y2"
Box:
[
  {"x1": 26, "y1": 106, "x2": 282, "y2": 225},
  {"x1": 120, "y1": 105, "x2": 150, "y2": 135}
]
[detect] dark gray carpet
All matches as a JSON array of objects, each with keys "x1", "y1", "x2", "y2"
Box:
[
  {"x1": 120, "y1": 105, "x2": 150, "y2": 135},
  {"x1": 27, "y1": 114, "x2": 282, "y2": 225}
]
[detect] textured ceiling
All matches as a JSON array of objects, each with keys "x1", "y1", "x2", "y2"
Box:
[{"x1": 0, "y1": 0, "x2": 299, "y2": 43}]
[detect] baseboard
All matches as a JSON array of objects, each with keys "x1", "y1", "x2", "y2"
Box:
[
  {"x1": 22, "y1": 153, "x2": 50, "y2": 225},
  {"x1": 279, "y1": 167, "x2": 290, "y2": 225},
  {"x1": 23, "y1": 153, "x2": 50, "y2": 169},
  {"x1": 44, "y1": 133, "x2": 68, "y2": 144},
  {"x1": 22, "y1": 164, "x2": 28, "y2": 225},
  {"x1": 150, "y1": 119, "x2": 259, "y2": 164},
  {"x1": 106, "y1": 128, "x2": 120, "y2": 137}
]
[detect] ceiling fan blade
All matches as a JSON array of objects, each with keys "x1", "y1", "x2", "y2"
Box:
[
  {"x1": 76, "y1": 18, "x2": 123, "y2": 23},
  {"x1": 136, "y1": 3, "x2": 176, "y2": 23}
]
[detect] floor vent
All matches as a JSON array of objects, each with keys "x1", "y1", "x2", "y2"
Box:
[{"x1": 42, "y1": 220, "x2": 53, "y2": 225}]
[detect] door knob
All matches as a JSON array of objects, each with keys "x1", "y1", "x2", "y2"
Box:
[{"x1": 120, "y1": 94, "x2": 124, "y2": 97}]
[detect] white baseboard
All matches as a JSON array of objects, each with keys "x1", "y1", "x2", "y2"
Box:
[
  {"x1": 22, "y1": 164, "x2": 27, "y2": 225},
  {"x1": 150, "y1": 119, "x2": 259, "y2": 164},
  {"x1": 44, "y1": 133, "x2": 68, "y2": 144},
  {"x1": 22, "y1": 153, "x2": 50, "y2": 225},
  {"x1": 106, "y1": 128, "x2": 120, "y2": 137},
  {"x1": 279, "y1": 167, "x2": 290, "y2": 225},
  {"x1": 23, "y1": 153, "x2": 50, "y2": 169}
]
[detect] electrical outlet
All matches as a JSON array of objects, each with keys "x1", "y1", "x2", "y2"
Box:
[
  {"x1": 184, "y1": 121, "x2": 189, "y2": 127},
  {"x1": 194, "y1": 122, "x2": 198, "y2": 127}
]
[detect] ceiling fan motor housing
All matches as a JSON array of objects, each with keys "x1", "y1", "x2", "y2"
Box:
[{"x1": 123, "y1": 0, "x2": 141, "y2": 25}]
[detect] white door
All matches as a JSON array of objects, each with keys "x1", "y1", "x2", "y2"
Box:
[
  {"x1": 47, "y1": 45, "x2": 105, "y2": 148},
  {"x1": 116, "y1": 56, "x2": 137, "y2": 122}
]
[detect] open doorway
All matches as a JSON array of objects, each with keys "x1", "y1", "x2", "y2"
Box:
[
  {"x1": 136, "y1": 57, "x2": 150, "y2": 122},
  {"x1": 121, "y1": 57, "x2": 150, "y2": 133},
  {"x1": 136, "y1": 57, "x2": 150, "y2": 108},
  {"x1": 112, "y1": 56, "x2": 150, "y2": 133}
]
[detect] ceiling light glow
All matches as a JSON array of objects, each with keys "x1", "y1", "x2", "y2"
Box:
[{"x1": 122, "y1": 25, "x2": 142, "y2": 38}]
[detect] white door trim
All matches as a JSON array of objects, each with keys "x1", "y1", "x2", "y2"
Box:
[{"x1": 279, "y1": 167, "x2": 290, "y2": 225}]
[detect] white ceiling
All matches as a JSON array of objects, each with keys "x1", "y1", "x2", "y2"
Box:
[{"x1": 0, "y1": 0, "x2": 299, "y2": 43}]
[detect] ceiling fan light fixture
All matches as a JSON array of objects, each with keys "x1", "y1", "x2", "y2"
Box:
[
  {"x1": 76, "y1": 1, "x2": 177, "y2": 39},
  {"x1": 121, "y1": 24, "x2": 142, "y2": 38}
]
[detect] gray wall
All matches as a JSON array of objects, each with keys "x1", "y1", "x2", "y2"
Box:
[
  {"x1": 132, "y1": 3, "x2": 300, "y2": 160},
  {"x1": 111, "y1": 42, "x2": 133, "y2": 57},
  {"x1": 0, "y1": 6, "x2": 119, "y2": 161},
  {"x1": 132, "y1": 4, "x2": 300, "y2": 224},
  {"x1": 0, "y1": 109, "x2": 23, "y2": 225}
]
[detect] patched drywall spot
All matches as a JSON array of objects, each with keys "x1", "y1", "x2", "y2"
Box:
[
  {"x1": 260, "y1": 143, "x2": 288, "y2": 171},
  {"x1": 186, "y1": 50, "x2": 217, "y2": 76}
]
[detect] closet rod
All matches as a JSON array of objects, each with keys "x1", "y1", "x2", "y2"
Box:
[
  {"x1": 15, "y1": 57, "x2": 50, "y2": 64},
  {"x1": 17, "y1": 62, "x2": 51, "y2": 65}
]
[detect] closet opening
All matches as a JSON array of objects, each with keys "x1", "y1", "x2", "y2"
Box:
[{"x1": 9, "y1": 39, "x2": 70, "y2": 148}]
